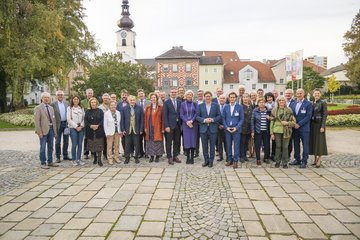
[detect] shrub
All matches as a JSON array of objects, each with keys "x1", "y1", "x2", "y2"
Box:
[
  {"x1": 0, "y1": 111, "x2": 34, "y2": 127},
  {"x1": 327, "y1": 103, "x2": 337, "y2": 106},
  {"x1": 328, "y1": 106, "x2": 360, "y2": 115},
  {"x1": 333, "y1": 95, "x2": 360, "y2": 100},
  {"x1": 327, "y1": 114, "x2": 360, "y2": 127}
]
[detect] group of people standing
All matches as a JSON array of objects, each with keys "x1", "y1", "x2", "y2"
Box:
[{"x1": 34, "y1": 85, "x2": 328, "y2": 169}]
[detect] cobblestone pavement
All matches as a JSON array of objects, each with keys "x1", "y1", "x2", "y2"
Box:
[{"x1": 0, "y1": 148, "x2": 359, "y2": 239}]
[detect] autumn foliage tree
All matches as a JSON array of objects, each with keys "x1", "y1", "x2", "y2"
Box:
[
  {"x1": 343, "y1": 10, "x2": 360, "y2": 85},
  {"x1": 327, "y1": 74, "x2": 341, "y2": 102},
  {"x1": 0, "y1": 0, "x2": 97, "y2": 110}
]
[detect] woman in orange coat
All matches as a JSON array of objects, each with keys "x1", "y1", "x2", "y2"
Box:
[{"x1": 144, "y1": 92, "x2": 165, "y2": 162}]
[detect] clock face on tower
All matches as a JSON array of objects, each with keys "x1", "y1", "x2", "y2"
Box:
[{"x1": 121, "y1": 31, "x2": 127, "y2": 38}]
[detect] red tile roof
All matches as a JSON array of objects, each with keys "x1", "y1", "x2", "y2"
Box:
[
  {"x1": 303, "y1": 60, "x2": 326, "y2": 73},
  {"x1": 224, "y1": 61, "x2": 276, "y2": 83},
  {"x1": 204, "y1": 51, "x2": 240, "y2": 64}
]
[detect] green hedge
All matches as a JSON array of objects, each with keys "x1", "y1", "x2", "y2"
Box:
[{"x1": 333, "y1": 95, "x2": 360, "y2": 100}]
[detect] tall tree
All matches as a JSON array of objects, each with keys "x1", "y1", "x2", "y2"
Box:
[
  {"x1": 287, "y1": 66, "x2": 325, "y2": 94},
  {"x1": 73, "y1": 52, "x2": 155, "y2": 97},
  {"x1": 0, "y1": 0, "x2": 97, "y2": 109},
  {"x1": 343, "y1": 10, "x2": 360, "y2": 84}
]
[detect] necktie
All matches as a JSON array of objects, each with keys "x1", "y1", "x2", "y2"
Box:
[
  {"x1": 141, "y1": 100, "x2": 144, "y2": 109},
  {"x1": 173, "y1": 100, "x2": 176, "y2": 110},
  {"x1": 45, "y1": 105, "x2": 53, "y2": 124}
]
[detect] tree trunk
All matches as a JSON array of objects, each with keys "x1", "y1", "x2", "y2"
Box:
[
  {"x1": 10, "y1": 77, "x2": 25, "y2": 110},
  {"x1": 0, "y1": 69, "x2": 7, "y2": 113}
]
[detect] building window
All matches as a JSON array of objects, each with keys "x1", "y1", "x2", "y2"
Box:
[
  {"x1": 214, "y1": 68, "x2": 217, "y2": 73},
  {"x1": 263, "y1": 84, "x2": 267, "y2": 89},
  {"x1": 280, "y1": 78, "x2": 284, "y2": 84},
  {"x1": 280, "y1": 92, "x2": 284, "y2": 96},
  {"x1": 205, "y1": 80, "x2": 209, "y2": 85},
  {"x1": 186, "y1": 64, "x2": 192, "y2": 72},
  {"x1": 172, "y1": 78, "x2": 178, "y2": 87},
  {"x1": 172, "y1": 64, "x2": 178, "y2": 72},
  {"x1": 230, "y1": 85, "x2": 234, "y2": 89},
  {"x1": 252, "y1": 84, "x2": 256, "y2": 90},
  {"x1": 205, "y1": 68, "x2": 208, "y2": 73},
  {"x1": 230, "y1": 71, "x2": 234, "y2": 75},
  {"x1": 163, "y1": 78, "x2": 169, "y2": 87},
  {"x1": 163, "y1": 64, "x2": 169, "y2": 72},
  {"x1": 186, "y1": 77, "x2": 192, "y2": 86},
  {"x1": 214, "y1": 80, "x2": 217, "y2": 85},
  {"x1": 122, "y1": 39, "x2": 126, "y2": 46},
  {"x1": 244, "y1": 69, "x2": 253, "y2": 80}
]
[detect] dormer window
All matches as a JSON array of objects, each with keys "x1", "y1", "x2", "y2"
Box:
[
  {"x1": 244, "y1": 69, "x2": 253, "y2": 81},
  {"x1": 230, "y1": 71, "x2": 234, "y2": 75}
]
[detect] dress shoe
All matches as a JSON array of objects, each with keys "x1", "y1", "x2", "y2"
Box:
[
  {"x1": 135, "y1": 158, "x2": 140, "y2": 164},
  {"x1": 63, "y1": 156, "x2": 72, "y2": 160},
  {"x1": 194, "y1": 153, "x2": 199, "y2": 158},
  {"x1": 208, "y1": 162, "x2": 213, "y2": 168},
  {"x1": 289, "y1": 160, "x2": 301, "y2": 165},
  {"x1": 256, "y1": 160, "x2": 261, "y2": 166},
  {"x1": 155, "y1": 156, "x2": 160, "y2": 162},
  {"x1": 233, "y1": 162, "x2": 238, "y2": 169},
  {"x1": 168, "y1": 158, "x2": 174, "y2": 165},
  {"x1": 300, "y1": 163, "x2": 307, "y2": 169},
  {"x1": 240, "y1": 158, "x2": 245, "y2": 163},
  {"x1": 275, "y1": 162, "x2": 280, "y2": 168},
  {"x1": 283, "y1": 164, "x2": 288, "y2": 169},
  {"x1": 139, "y1": 154, "x2": 144, "y2": 159},
  {"x1": 225, "y1": 162, "x2": 233, "y2": 167},
  {"x1": 84, "y1": 155, "x2": 89, "y2": 160},
  {"x1": 173, "y1": 157, "x2": 181, "y2": 163},
  {"x1": 263, "y1": 159, "x2": 270, "y2": 164},
  {"x1": 149, "y1": 156, "x2": 154, "y2": 163},
  {"x1": 41, "y1": 164, "x2": 50, "y2": 169},
  {"x1": 124, "y1": 158, "x2": 130, "y2": 164},
  {"x1": 55, "y1": 158, "x2": 61, "y2": 163},
  {"x1": 48, "y1": 163, "x2": 59, "y2": 167},
  {"x1": 202, "y1": 162, "x2": 209, "y2": 167},
  {"x1": 217, "y1": 158, "x2": 223, "y2": 162}
]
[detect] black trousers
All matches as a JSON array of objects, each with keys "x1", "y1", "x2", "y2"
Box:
[
  {"x1": 240, "y1": 133, "x2": 250, "y2": 159},
  {"x1": 84, "y1": 137, "x2": 89, "y2": 156},
  {"x1": 288, "y1": 136, "x2": 293, "y2": 158},
  {"x1": 139, "y1": 133, "x2": 145, "y2": 156},
  {"x1": 196, "y1": 127, "x2": 201, "y2": 154},
  {"x1": 254, "y1": 131, "x2": 270, "y2": 161},
  {"x1": 125, "y1": 132, "x2": 140, "y2": 158},
  {"x1": 217, "y1": 128, "x2": 226, "y2": 159},
  {"x1": 165, "y1": 126, "x2": 181, "y2": 158}
]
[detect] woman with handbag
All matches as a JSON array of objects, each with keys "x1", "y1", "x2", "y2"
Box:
[
  {"x1": 85, "y1": 97, "x2": 105, "y2": 166},
  {"x1": 309, "y1": 89, "x2": 328, "y2": 167},
  {"x1": 67, "y1": 96, "x2": 85, "y2": 166},
  {"x1": 270, "y1": 96, "x2": 296, "y2": 168}
]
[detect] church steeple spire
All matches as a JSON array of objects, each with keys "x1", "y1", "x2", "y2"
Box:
[{"x1": 117, "y1": 0, "x2": 134, "y2": 30}]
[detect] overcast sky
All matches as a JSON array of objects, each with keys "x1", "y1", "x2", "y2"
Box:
[{"x1": 82, "y1": 0, "x2": 359, "y2": 68}]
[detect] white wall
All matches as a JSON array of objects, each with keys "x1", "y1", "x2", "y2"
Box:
[{"x1": 199, "y1": 65, "x2": 223, "y2": 94}]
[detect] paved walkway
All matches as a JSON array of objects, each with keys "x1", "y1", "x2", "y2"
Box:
[{"x1": 0, "y1": 130, "x2": 359, "y2": 239}]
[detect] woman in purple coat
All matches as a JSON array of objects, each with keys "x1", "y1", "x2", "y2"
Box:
[{"x1": 180, "y1": 90, "x2": 198, "y2": 164}]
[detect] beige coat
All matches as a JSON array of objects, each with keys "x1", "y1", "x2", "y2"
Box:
[{"x1": 34, "y1": 103, "x2": 57, "y2": 136}]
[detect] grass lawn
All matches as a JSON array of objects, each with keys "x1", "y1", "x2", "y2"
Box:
[
  {"x1": 328, "y1": 103, "x2": 359, "y2": 111},
  {"x1": 0, "y1": 120, "x2": 33, "y2": 131}
]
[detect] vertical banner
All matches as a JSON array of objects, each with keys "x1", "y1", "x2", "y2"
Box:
[{"x1": 285, "y1": 50, "x2": 303, "y2": 82}]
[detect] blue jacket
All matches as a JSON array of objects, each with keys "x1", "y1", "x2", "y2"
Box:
[
  {"x1": 163, "y1": 98, "x2": 182, "y2": 129},
  {"x1": 196, "y1": 102, "x2": 222, "y2": 134},
  {"x1": 120, "y1": 104, "x2": 144, "y2": 134},
  {"x1": 222, "y1": 103, "x2": 244, "y2": 133},
  {"x1": 290, "y1": 99, "x2": 312, "y2": 132},
  {"x1": 116, "y1": 100, "x2": 128, "y2": 113},
  {"x1": 251, "y1": 107, "x2": 270, "y2": 134}
]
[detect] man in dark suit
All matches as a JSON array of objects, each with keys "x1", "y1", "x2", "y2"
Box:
[
  {"x1": 196, "y1": 91, "x2": 222, "y2": 167},
  {"x1": 51, "y1": 90, "x2": 70, "y2": 163},
  {"x1": 223, "y1": 92, "x2": 244, "y2": 169},
  {"x1": 289, "y1": 88, "x2": 312, "y2": 168},
  {"x1": 137, "y1": 89, "x2": 148, "y2": 158},
  {"x1": 121, "y1": 95, "x2": 144, "y2": 164},
  {"x1": 163, "y1": 87, "x2": 182, "y2": 165},
  {"x1": 285, "y1": 89, "x2": 295, "y2": 160},
  {"x1": 117, "y1": 89, "x2": 129, "y2": 155}
]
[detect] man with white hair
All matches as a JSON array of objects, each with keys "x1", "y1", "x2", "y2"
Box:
[
  {"x1": 99, "y1": 93, "x2": 110, "y2": 113},
  {"x1": 81, "y1": 88, "x2": 94, "y2": 110},
  {"x1": 51, "y1": 90, "x2": 70, "y2": 162},
  {"x1": 34, "y1": 92, "x2": 58, "y2": 169},
  {"x1": 237, "y1": 85, "x2": 246, "y2": 104}
]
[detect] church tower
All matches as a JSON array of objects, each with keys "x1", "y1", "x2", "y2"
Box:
[{"x1": 116, "y1": 0, "x2": 136, "y2": 62}]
